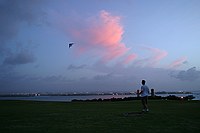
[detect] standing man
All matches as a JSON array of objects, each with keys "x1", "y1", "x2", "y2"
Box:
[{"x1": 140, "y1": 80, "x2": 150, "y2": 112}]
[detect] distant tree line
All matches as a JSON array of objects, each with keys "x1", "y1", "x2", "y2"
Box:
[{"x1": 71, "y1": 95, "x2": 195, "y2": 102}]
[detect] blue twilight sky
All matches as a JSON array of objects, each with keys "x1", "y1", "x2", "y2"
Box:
[{"x1": 0, "y1": 0, "x2": 200, "y2": 93}]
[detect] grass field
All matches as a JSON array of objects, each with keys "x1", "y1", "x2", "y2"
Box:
[{"x1": 0, "y1": 100, "x2": 200, "y2": 133}]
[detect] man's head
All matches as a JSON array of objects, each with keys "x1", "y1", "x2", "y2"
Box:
[{"x1": 142, "y1": 80, "x2": 146, "y2": 85}]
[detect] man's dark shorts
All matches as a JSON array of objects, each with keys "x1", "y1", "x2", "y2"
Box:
[{"x1": 141, "y1": 96, "x2": 148, "y2": 104}]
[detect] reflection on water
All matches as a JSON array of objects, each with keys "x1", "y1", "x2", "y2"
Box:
[{"x1": 0, "y1": 93, "x2": 200, "y2": 102}]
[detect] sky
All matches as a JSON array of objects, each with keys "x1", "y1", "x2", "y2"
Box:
[{"x1": 0, "y1": 0, "x2": 200, "y2": 93}]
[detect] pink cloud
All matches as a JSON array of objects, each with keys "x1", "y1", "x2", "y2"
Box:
[
  {"x1": 142, "y1": 47, "x2": 168, "y2": 67},
  {"x1": 67, "y1": 10, "x2": 136, "y2": 64},
  {"x1": 169, "y1": 57, "x2": 187, "y2": 69},
  {"x1": 150, "y1": 47, "x2": 168, "y2": 62},
  {"x1": 123, "y1": 53, "x2": 137, "y2": 64}
]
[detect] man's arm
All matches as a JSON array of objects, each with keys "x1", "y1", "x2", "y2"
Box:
[{"x1": 139, "y1": 87, "x2": 143, "y2": 94}]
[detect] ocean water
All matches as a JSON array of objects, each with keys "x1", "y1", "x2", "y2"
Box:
[
  {"x1": 0, "y1": 93, "x2": 199, "y2": 102},
  {"x1": 0, "y1": 95, "x2": 131, "y2": 102}
]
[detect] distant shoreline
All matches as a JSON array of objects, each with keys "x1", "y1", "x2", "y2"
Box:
[
  {"x1": 0, "y1": 93, "x2": 199, "y2": 102},
  {"x1": 0, "y1": 91, "x2": 194, "y2": 97}
]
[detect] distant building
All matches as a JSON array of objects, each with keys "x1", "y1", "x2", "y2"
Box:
[
  {"x1": 151, "y1": 89, "x2": 155, "y2": 97},
  {"x1": 137, "y1": 90, "x2": 140, "y2": 97}
]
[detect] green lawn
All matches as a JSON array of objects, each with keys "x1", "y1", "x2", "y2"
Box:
[{"x1": 0, "y1": 100, "x2": 200, "y2": 133}]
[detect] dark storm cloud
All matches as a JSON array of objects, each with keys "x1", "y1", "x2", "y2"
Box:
[
  {"x1": 0, "y1": 73, "x2": 74, "y2": 93},
  {"x1": 43, "y1": 75, "x2": 68, "y2": 83},
  {"x1": 0, "y1": 0, "x2": 46, "y2": 54},
  {"x1": 67, "y1": 64, "x2": 87, "y2": 70},
  {"x1": 93, "y1": 73, "x2": 113, "y2": 80},
  {"x1": 3, "y1": 50, "x2": 35, "y2": 65},
  {"x1": 171, "y1": 67, "x2": 200, "y2": 81}
]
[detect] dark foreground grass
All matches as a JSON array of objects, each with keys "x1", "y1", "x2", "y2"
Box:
[{"x1": 0, "y1": 100, "x2": 200, "y2": 133}]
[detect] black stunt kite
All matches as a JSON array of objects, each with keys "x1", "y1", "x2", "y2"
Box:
[{"x1": 68, "y1": 43, "x2": 74, "y2": 48}]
